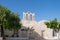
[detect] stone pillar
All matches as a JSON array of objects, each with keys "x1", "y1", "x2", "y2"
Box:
[{"x1": 23, "y1": 12, "x2": 26, "y2": 20}]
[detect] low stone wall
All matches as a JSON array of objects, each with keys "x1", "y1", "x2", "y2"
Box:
[
  {"x1": 6, "y1": 37, "x2": 28, "y2": 40},
  {"x1": 6, "y1": 37, "x2": 40, "y2": 40},
  {"x1": 46, "y1": 39, "x2": 58, "y2": 40},
  {"x1": 5, "y1": 37, "x2": 58, "y2": 40}
]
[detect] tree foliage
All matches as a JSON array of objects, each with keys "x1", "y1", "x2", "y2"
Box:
[
  {"x1": 45, "y1": 18, "x2": 60, "y2": 32},
  {"x1": 0, "y1": 5, "x2": 10, "y2": 27},
  {"x1": 0, "y1": 5, "x2": 22, "y2": 38},
  {"x1": 5, "y1": 12, "x2": 22, "y2": 30},
  {"x1": 0, "y1": 5, "x2": 21, "y2": 30}
]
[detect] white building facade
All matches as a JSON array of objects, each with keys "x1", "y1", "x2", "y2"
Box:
[{"x1": 21, "y1": 11, "x2": 58, "y2": 40}]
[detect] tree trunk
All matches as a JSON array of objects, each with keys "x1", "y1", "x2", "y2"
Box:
[
  {"x1": 16, "y1": 29, "x2": 19, "y2": 37},
  {"x1": 1, "y1": 25, "x2": 5, "y2": 40}
]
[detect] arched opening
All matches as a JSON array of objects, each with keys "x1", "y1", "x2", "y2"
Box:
[
  {"x1": 26, "y1": 14, "x2": 28, "y2": 20},
  {"x1": 30, "y1": 14, "x2": 32, "y2": 21}
]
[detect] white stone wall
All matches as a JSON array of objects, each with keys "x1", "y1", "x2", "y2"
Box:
[{"x1": 21, "y1": 12, "x2": 58, "y2": 40}]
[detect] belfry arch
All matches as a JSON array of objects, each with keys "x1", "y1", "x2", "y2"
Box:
[{"x1": 23, "y1": 11, "x2": 35, "y2": 21}]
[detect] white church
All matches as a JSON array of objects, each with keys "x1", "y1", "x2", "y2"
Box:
[{"x1": 21, "y1": 11, "x2": 58, "y2": 40}]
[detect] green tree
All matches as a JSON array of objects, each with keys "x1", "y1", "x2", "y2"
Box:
[
  {"x1": 45, "y1": 18, "x2": 60, "y2": 40},
  {"x1": 0, "y1": 5, "x2": 11, "y2": 40},
  {"x1": 0, "y1": 5, "x2": 22, "y2": 40},
  {"x1": 6, "y1": 13, "x2": 22, "y2": 37}
]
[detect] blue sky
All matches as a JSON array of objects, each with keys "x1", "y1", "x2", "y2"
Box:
[{"x1": 0, "y1": 0, "x2": 60, "y2": 21}]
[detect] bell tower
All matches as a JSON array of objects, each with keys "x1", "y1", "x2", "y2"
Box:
[{"x1": 23, "y1": 11, "x2": 35, "y2": 21}]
